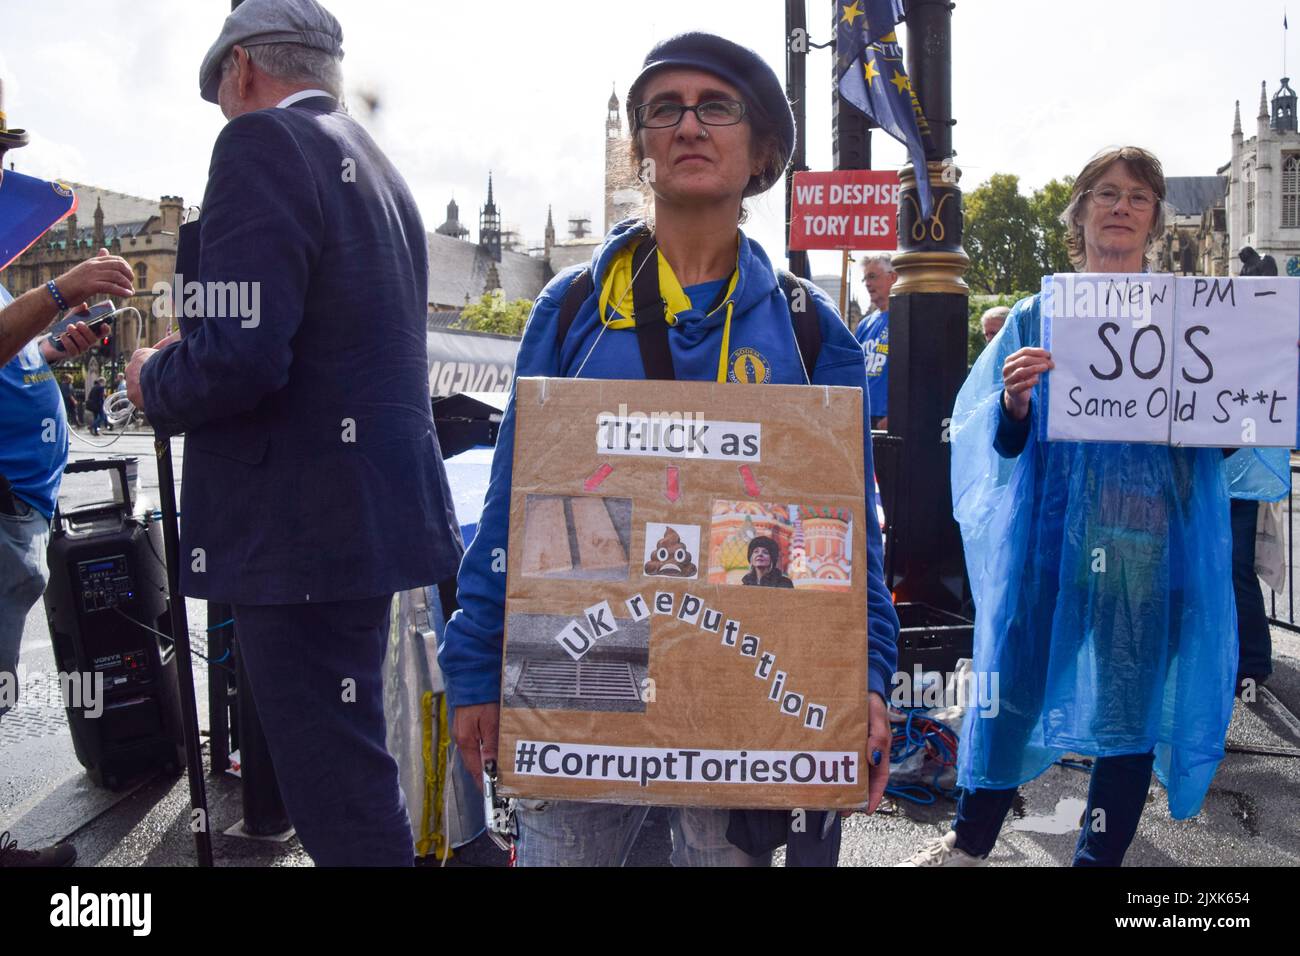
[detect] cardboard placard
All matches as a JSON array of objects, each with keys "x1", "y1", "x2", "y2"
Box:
[
  {"x1": 499, "y1": 378, "x2": 870, "y2": 809},
  {"x1": 1042, "y1": 274, "x2": 1300, "y2": 447}
]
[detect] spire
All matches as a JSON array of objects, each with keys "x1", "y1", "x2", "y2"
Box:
[
  {"x1": 607, "y1": 85, "x2": 622, "y2": 137},
  {"x1": 1234, "y1": 99, "x2": 1243, "y2": 135},
  {"x1": 479, "y1": 172, "x2": 502, "y2": 262},
  {"x1": 1260, "y1": 80, "x2": 1270, "y2": 119},
  {"x1": 544, "y1": 204, "x2": 556, "y2": 259},
  {"x1": 92, "y1": 197, "x2": 104, "y2": 248}
]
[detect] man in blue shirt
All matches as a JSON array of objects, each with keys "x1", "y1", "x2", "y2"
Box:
[
  {"x1": 0, "y1": 260, "x2": 133, "y2": 869},
  {"x1": 853, "y1": 253, "x2": 896, "y2": 429}
]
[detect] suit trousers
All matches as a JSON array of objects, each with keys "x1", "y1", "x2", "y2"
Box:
[{"x1": 232, "y1": 595, "x2": 414, "y2": 866}]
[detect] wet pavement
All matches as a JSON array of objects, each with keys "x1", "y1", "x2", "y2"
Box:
[{"x1": 3, "y1": 430, "x2": 1299, "y2": 867}]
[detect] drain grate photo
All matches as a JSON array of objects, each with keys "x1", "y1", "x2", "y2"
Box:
[{"x1": 518, "y1": 660, "x2": 640, "y2": 702}]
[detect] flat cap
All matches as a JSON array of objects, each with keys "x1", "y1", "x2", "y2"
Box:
[{"x1": 199, "y1": 0, "x2": 343, "y2": 104}]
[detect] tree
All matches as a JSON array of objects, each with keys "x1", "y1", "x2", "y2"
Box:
[
  {"x1": 963, "y1": 173, "x2": 1039, "y2": 294},
  {"x1": 454, "y1": 291, "x2": 532, "y2": 336},
  {"x1": 1029, "y1": 176, "x2": 1075, "y2": 275}
]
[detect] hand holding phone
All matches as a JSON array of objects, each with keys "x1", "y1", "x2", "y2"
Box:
[{"x1": 49, "y1": 302, "x2": 115, "y2": 352}]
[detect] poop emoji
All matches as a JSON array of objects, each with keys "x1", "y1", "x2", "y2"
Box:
[{"x1": 644, "y1": 526, "x2": 697, "y2": 577}]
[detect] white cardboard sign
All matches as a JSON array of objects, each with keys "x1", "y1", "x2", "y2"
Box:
[
  {"x1": 1042, "y1": 273, "x2": 1175, "y2": 444},
  {"x1": 1169, "y1": 276, "x2": 1299, "y2": 447},
  {"x1": 1042, "y1": 274, "x2": 1299, "y2": 448}
]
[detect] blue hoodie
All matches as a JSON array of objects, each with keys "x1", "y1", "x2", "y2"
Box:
[{"x1": 439, "y1": 220, "x2": 900, "y2": 706}]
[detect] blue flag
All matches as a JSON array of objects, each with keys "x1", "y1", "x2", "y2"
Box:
[
  {"x1": 0, "y1": 171, "x2": 77, "y2": 271},
  {"x1": 835, "y1": 2, "x2": 934, "y2": 219}
]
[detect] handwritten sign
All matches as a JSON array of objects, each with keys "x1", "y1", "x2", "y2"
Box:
[
  {"x1": 1042, "y1": 274, "x2": 1300, "y2": 447},
  {"x1": 1042, "y1": 273, "x2": 1175, "y2": 444},
  {"x1": 1169, "y1": 277, "x2": 1299, "y2": 447},
  {"x1": 787, "y1": 170, "x2": 899, "y2": 252}
]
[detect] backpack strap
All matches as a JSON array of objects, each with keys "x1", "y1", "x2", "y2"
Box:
[
  {"x1": 777, "y1": 269, "x2": 823, "y2": 382},
  {"x1": 554, "y1": 267, "x2": 595, "y2": 358},
  {"x1": 630, "y1": 239, "x2": 676, "y2": 380}
]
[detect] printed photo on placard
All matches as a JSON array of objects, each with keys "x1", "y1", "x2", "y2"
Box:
[
  {"x1": 520, "y1": 495, "x2": 632, "y2": 581},
  {"x1": 503, "y1": 610, "x2": 649, "y2": 714},
  {"x1": 642, "y1": 523, "x2": 701, "y2": 580},
  {"x1": 707, "y1": 500, "x2": 853, "y2": 591}
]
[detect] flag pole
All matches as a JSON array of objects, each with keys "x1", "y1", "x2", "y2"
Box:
[{"x1": 838, "y1": 249, "x2": 851, "y2": 324}]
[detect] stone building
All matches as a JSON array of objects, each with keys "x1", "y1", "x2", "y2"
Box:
[
  {"x1": 426, "y1": 89, "x2": 649, "y2": 318},
  {"x1": 1225, "y1": 78, "x2": 1300, "y2": 276},
  {"x1": 4, "y1": 184, "x2": 184, "y2": 351}
]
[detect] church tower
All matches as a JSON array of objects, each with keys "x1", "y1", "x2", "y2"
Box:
[
  {"x1": 1273, "y1": 77, "x2": 1298, "y2": 132},
  {"x1": 479, "y1": 173, "x2": 502, "y2": 262},
  {"x1": 544, "y1": 205, "x2": 556, "y2": 259},
  {"x1": 436, "y1": 196, "x2": 470, "y2": 239},
  {"x1": 604, "y1": 86, "x2": 646, "y2": 231}
]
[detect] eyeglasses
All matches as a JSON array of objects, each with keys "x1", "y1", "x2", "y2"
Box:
[
  {"x1": 634, "y1": 99, "x2": 747, "y2": 129},
  {"x1": 1086, "y1": 186, "x2": 1158, "y2": 211}
]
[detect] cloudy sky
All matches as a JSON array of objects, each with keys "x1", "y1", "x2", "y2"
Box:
[{"x1": 1, "y1": 0, "x2": 1293, "y2": 305}]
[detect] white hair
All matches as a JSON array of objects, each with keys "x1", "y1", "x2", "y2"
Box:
[
  {"x1": 229, "y1": 42, "x2": 342, "y2": 98},
  {"x1": 860, "y1": 253, "x2": 896, "y2": 273}
]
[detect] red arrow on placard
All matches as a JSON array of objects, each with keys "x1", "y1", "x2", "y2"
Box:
[
  {"x1": 739, "y1": 465, "x2": 761, "y2": 498},
  {"x1": 665, "y1": 466, "x2": 681, "y2": 502},
  {"x1": 584, "y1": 464, "x2": 614, "y2": 492}
]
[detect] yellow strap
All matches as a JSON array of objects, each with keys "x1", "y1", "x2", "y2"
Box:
[
  {"x1": 416, "y1": 690, "x2": 436, "y2": 857},
  {"x1": 416, "y1": 690, "x2": 454, "y2": 861},
  {"x1": 597, "y1": 239, "x2": 739, "y2": 329}
]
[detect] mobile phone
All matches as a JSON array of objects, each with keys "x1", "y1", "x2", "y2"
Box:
[{"x1": 48, "y1": 302, "x2": 116, "y2": 352}]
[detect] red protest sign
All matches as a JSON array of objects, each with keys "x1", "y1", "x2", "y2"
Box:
[{"x1": 788, "y1": 170, "x2": 900, "y2": 252}]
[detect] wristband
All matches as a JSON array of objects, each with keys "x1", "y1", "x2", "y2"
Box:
[{"x1": 45, "y1": 280, "x2": 69, "y2": 311}]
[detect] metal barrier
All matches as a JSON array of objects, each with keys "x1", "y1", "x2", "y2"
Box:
[{"x1": 1266, "y1": 463, "x2": 1300, "y2": 633}]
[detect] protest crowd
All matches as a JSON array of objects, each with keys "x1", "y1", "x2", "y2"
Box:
[{"x1": 0, "y1": 0, "x2": 1292, "y2": 871}]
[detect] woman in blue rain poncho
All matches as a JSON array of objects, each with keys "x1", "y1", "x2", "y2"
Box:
[{"x1": 900, "y1": 147, "x2": 1290, "y2": 868}]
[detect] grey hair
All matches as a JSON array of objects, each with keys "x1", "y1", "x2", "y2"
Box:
[
  {"x1": 1057, "y1": 146, "x2": 1172, "y2": 270},
  {"x1": 860, "y1": 252, "x2": 896, "y2": 273},
  {"x1": 229, "y1": 42, "x2": 342, "y2": 98}
]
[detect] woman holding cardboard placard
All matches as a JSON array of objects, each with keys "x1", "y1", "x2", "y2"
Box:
[
  {"x1": 439, "y1": 32, "x2": 900, "y2": 867},
  {"x1": 904, "y1": 147, "x2": 1288, "y2": 868}
]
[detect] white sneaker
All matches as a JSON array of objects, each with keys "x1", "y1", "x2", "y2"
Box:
[{"x1": 895, "y1": 830, "x2": 986, "y2": 867}]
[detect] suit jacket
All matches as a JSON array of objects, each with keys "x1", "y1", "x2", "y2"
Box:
[{"x1": 141, "y1": 96, "x2": 462, "y2": 604}]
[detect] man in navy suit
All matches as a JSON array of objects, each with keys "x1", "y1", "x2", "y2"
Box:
[{"x1": 126, "y1": 0, "x2": 462, "y2": 865}]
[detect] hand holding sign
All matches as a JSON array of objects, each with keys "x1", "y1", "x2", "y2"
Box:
[{"x1": 1002, "y1": 347, "x2": 1054, "y2": 421}]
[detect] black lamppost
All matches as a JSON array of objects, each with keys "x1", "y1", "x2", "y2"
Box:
[{"x1": 887, "y1": 0, "x2": 970, "y2": 612}]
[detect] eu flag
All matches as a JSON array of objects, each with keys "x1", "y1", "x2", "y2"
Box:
[
  {"x1": 835, "y1": 1, "x2": 934, "y2": 219},
  {"x1": 0, "y1": 171, "x2": 77, "y2": 271}
]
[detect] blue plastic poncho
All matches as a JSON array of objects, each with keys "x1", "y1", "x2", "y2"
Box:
[{"x1": 950, "y1": 293, "x2": 1289, "y2": 819}]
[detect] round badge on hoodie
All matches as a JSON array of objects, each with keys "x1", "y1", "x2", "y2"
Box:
[{"x1": 728, "y1": 347, "x2": 771, "y2": 384}]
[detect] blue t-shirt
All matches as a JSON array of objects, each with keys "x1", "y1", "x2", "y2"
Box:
[
  {"x1": 0, "y1": 283, "x2": 68, "y2": 518},
  {"x1": 855, "y1": 308, "x2": 889, "y2": 418}
]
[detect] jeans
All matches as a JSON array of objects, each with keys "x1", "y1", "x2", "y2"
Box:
[
  {"x1": 515, "y1": 800, "x2": 772, "y2": 867},
  {"x1": 1230, "y1": 499, "x2": 1273, "y2": 679},
  {"x1": 0, "y1": 499, "x2": 51, "y2": 722},
  {"x1": 952, "y1": 751, "x2": 1155, "y2": 866},
  {"x1": 232, "y1": 594, "x2": 414, "y2": 866}
]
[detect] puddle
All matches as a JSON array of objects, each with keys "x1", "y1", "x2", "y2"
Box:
[{"x1": 1007, "y1": 796, "x2": 1087, "y2": 835}]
